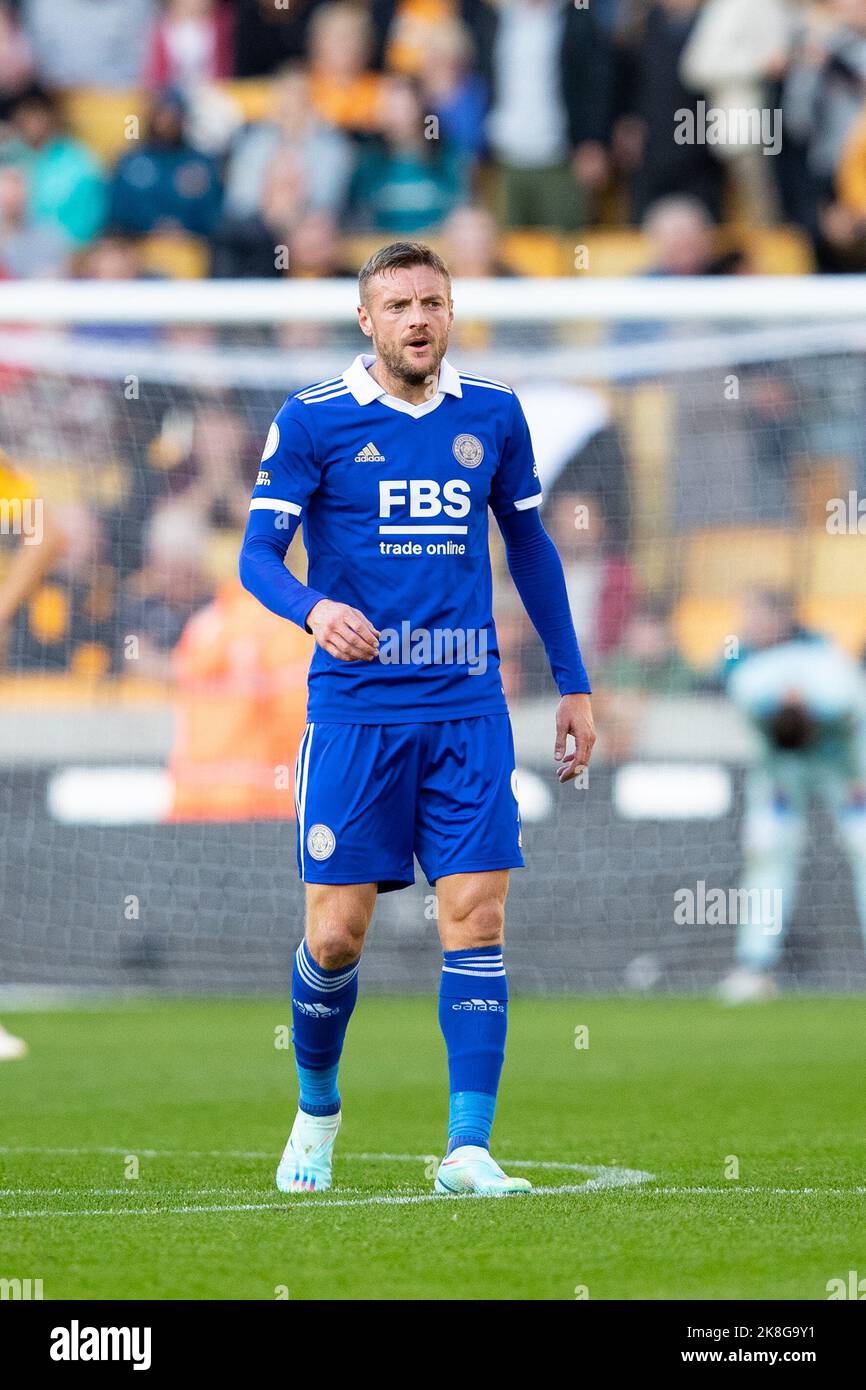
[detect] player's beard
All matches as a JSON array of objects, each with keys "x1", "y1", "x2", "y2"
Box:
[{"x1": 375, "y1": 334, "x2": 447, "y2": 390}]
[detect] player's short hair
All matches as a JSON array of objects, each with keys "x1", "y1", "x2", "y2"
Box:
[{"x1": 358, "y1": 242, "x2": 452, "y2": 305}]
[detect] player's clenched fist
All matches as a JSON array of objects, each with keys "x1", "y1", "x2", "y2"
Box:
[{"x1": 306, "y1": 598, "x2": 380, "y2": 662}]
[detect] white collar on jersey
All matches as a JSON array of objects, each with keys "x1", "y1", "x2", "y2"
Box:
[{"x1": 342, "y1": 353, "x2": 463, "y2": 418}]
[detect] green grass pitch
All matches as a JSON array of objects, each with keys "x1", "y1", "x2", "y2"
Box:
[{"x1": 1, "y1": 996, "x2": 864, "y2": 1300}]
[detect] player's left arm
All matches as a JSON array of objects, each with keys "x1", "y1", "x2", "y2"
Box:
[{"x1": 490, "y1": 394, "x2": 595, "y2": 782}]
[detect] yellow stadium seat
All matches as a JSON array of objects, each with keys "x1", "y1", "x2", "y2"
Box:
[
  {"x1": 672, "y1": 596, "x2": 739, "y2": 670},
  {"x1": 803, "y1": 531, "x2": 866, "y2": 596},
  {"x1": 800, "y1": 598, "x2": 866, "y2": 657},
  {"x1": 70, "y1": 642, "x2": 112, "y2": 679},
  {"x1": 342, "y1": 234, "x2": 449, "y2": 271},
  {"x1": 573, "y1": 229, "x2": 652, "y2": 278},
  {"x1": 344, "y1": 231, "x2": 561, "y2": 279},
  {"x1": 139, "y1": 234, "x2": 209, "y2": 279},
  {"x1": 681, "y1": 527, "x2": 796, "y2": 598},
  {"x1": 63, "y1": 88, "x2": 147, "y2": 163},
  {"x1": 734, "y1": 227, "x2": 814, "y2": 275},
  {"x1": 342, "y1": 235, "x2": 390, "y2": 271},
  {"x1": 570, "y1": 224, "x2": 814, "y2": 277},
  {"x1": 28, "y1": 584, "x2": 68, "y2": 645},
  {"x1": 214, "y1": 79, "x2": 276, "y2": 124},
  {"x1": 500, "y1": 229, "x2": 562, "y2": 277},
  {"x1": 675, "y1": 527, "x2": 866, "y2": 663}
]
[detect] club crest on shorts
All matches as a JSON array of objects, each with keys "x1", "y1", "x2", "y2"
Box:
[
  {"x1": 452, "y1": 433, "x2": 484, "y2": 468},
  {"x1": 306, "y1": 824, "x2": 336, "y2": 860}
]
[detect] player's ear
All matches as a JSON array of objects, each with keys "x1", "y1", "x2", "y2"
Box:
[{"x1": 357, "y1": 304, "x2": 374, "y2": 339}]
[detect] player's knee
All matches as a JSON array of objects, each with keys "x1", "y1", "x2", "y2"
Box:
[
  {"x1": 444, "y1": 895, "x2": 505, "y2": 950},
  {"x1": 305, "y1": 885, "x2": 373, "y2": 967},
  {"x1": 306, "y1": 919, "x2": 365, "y2": 970}
]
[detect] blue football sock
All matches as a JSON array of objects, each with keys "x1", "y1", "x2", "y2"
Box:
[
  {"x1": 438, "y1": 945, "x2": 507, "y2": 1154},
  {"x1": 291, "y1": 939, "x2": 359, "y2": 1117}
]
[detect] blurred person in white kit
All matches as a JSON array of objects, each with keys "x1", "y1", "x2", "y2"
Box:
[{"x1": 719, "y1": 589, "x2": 866, "y2": 1002}]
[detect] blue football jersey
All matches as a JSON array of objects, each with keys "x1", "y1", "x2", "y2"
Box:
[{"x1": 249, "y1": 353, "x2": 543, "y2": 723}]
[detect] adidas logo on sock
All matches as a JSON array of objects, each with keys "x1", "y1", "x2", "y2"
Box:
[
  {"x1": 450, "y1": 999, "x2": 506, "y2": 1013},
  {"x1": 293, "y1": 999, "x2": 340, "y2": 1017},
  {"x1": 354, "y1": 441, "x2": 385, "y2": 462}
]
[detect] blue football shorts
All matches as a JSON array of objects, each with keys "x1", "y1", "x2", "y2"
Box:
[{"x1": 293, "y1": 714, "x2": 524, "y2": 891}]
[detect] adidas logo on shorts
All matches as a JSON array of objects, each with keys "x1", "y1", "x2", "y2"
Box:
[{"x1": 354, "y1": 441, "x2": 385, "y2": 463}]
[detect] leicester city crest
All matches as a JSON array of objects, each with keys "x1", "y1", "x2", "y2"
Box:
[
  {"x1": 306, "y1": 824, "x2": 336, "y2": 860},
  {"x1": 452, "y1": 433, "x2": 484, "y2": 468}
]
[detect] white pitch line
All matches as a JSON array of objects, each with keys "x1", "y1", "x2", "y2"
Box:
[
  {"x1": 3, "y1": 1147, "x2": 864, "y2": 1205},
  {"x1": 1, "y1": 1181, "x2": 863, "y2": 1220},
  {"x1": 640, "y1": 1185, "x2": 866, "y2": 1197},
  {"x1": 0, "y1": 1144, "x2": 274, "y2": 1160},
  {"x1": 0, "y1": 1185, "x2": 397, "y2": 1198},
  {"x1": 0, "y1": 1183, "x2": 626, "y2": 1219},
  {"x1": 3, "y1": 1184, "x2": 864, "y2": 1220},
  {"x1": 0, "y1": 1145, "x2": 654, "y2": 1201},
  {"x1": 0, "y1": 1144, "x2": 645, "y2": 1174}
]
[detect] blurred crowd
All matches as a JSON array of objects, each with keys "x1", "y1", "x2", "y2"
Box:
[
  {"x1": 4, "y1": 0, "x2": 866, "y2": 754},
  {"x1": 4, "y1": 346, "x2": 863, "y2": 724},
  {"x1": 4, "y1": 0, "x2": 866, "y2": 277}
]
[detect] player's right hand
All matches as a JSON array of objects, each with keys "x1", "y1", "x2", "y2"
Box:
[{"x1": 306, "y1": 599, "x2": 380, "y2": 662}]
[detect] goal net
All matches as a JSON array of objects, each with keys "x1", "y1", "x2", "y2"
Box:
[{"x1": 2, "y1": 275, "x2": 866, "y2": 996}]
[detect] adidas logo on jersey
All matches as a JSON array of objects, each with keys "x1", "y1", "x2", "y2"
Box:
[
  {"x1": 354, "y1": 441, "x2": 385, "y2": 463},
  {"x1": 292, "y1": 999, "x2": 341, "y2": 1018}
]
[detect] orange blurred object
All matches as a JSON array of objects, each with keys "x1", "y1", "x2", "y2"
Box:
[
  {"x1": 308, "y1": 70, "x2": 384, "y2": 133},
  {"x1": 167, "y1": 579, "x2": 311, "y2": 822}
]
